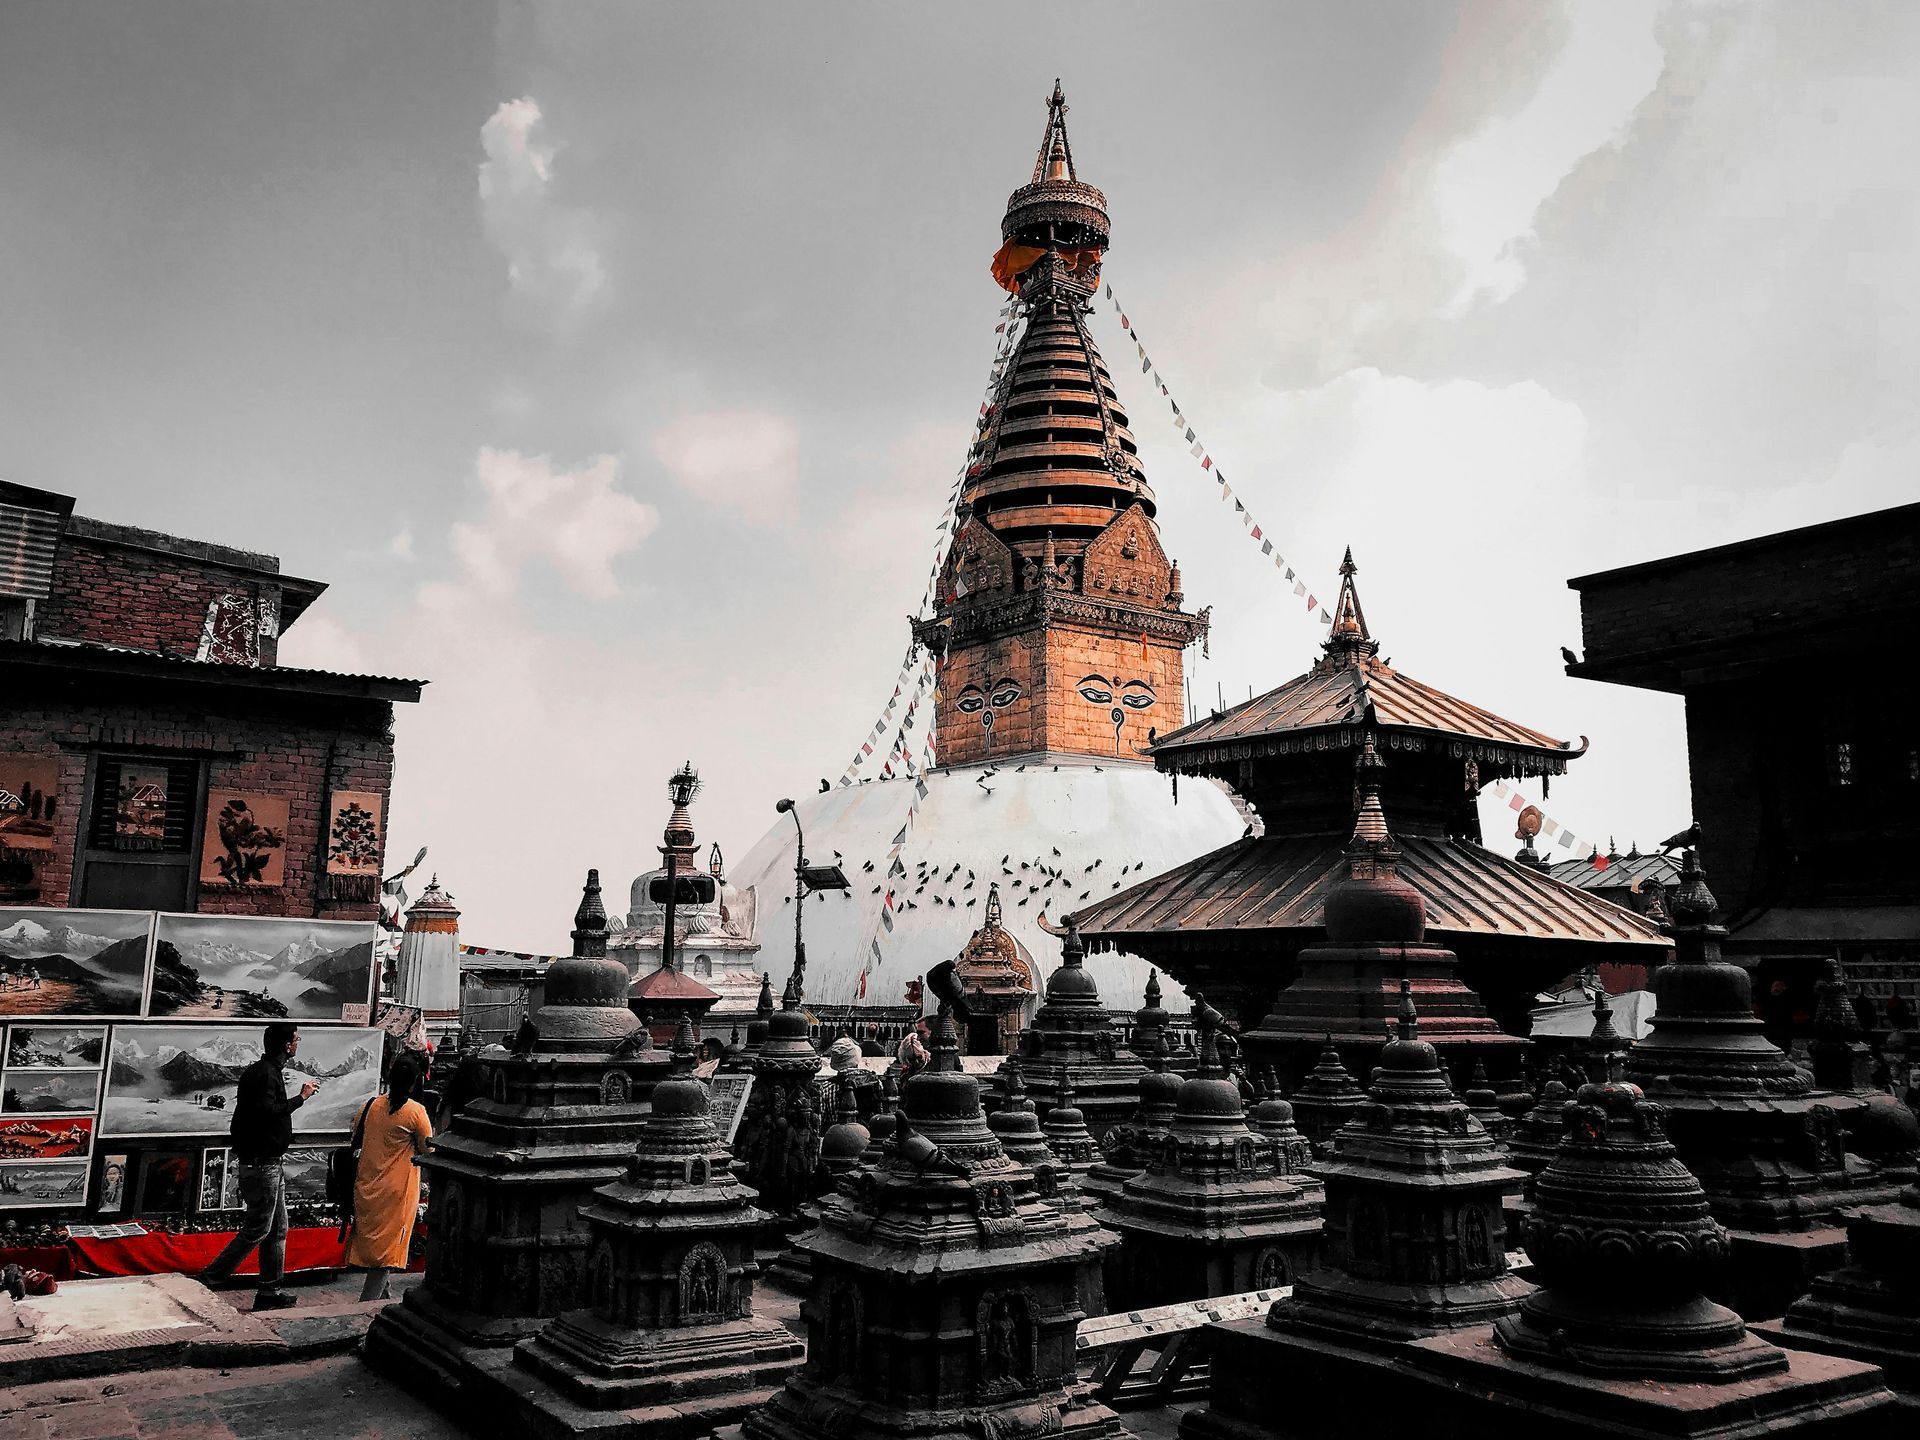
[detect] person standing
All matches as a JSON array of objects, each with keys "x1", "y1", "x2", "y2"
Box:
[
  {"x1": 195, "y1": 1022, "x2": 316, "y2": 1310},
  {"x1": 345, "y1": 1053, "x2": 433, "y2": 1300}
]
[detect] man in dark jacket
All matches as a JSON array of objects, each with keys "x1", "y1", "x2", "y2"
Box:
[{"x1": 195, "y1": 1022, "x2": 317, "y2": 1310}]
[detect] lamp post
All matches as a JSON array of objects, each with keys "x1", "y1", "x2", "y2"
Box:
[{"x1": 774, "y1": 798, "x2": 849, "y2": 1015}]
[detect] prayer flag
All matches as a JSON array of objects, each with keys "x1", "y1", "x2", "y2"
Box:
[
  {"x1": 881, "y1": 908, "x2": 894, "y2": 933},
  {"x1": 1285, "y1": 568, "x2": 1295, "y2": 581},
  {"x1": 1261, "y1": 540, "x2": 1273, "y2": 555},
  {"x1": 1201, "y1": 454, "x2": 1212, "y2": 470},
  {"x1": 1185, "y1": 428, "x2": 1196, "y2": 443},
  {"x1": 1250, "y1": 525, "x2": 1263, "y2": 540},
  {"x1": 1142, "y1": 357, "x2": 1151, "y2": 373},
  {"x1": 1592, "y1": 852, "x2": 1611, "y2": 871},
  {"x1": 1120, "y1": 313, "x2": 1129, "y2": 328},
  {"x1": 1293, "y1": 581, "x2": 1306, "y2": 597},
  {"x1": 915, "y1": 776, "x2": 929, "y2": 800},
  {"x1": 892, "y1": 824, "x2": 909, "y2": 846},
  {"x1": 1321, "y1": 609, "x2": 1334, "y2": 625},
  {"x1": 1542, "y1": 819, "x2": 1559, "y2": 838},
  {"x1": 1234, "y1": 498, "x2": 1245, "y2": 512},
  {"x1": 857, "y1": 969, "x2": 868, "y2": 999},
  {"x1": 1306, "y1": 594, "x2": 1317, "y2": 610},
  {"x1": 1191, "y1": 440, "x2": 1205, "y2": 458},
  {"x1": 1105, "y1": 282, "x2": 1113, "y2": 298}
]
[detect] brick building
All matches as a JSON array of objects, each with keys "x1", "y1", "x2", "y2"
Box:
[
  {"x1": 1568, "y1": 500, "x2": 1920, "y2": 1027},
  {"x1": 1, "y1": 479, "x2": 423, "y2": 918}
]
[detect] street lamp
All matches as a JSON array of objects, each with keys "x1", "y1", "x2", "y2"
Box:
[{"x1": 774, "y1": 797, "x2": 848, "y2": 1006}]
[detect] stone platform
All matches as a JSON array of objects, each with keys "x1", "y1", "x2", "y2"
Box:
[{"x1": 0, "y1": 1274, "x2": 281, "y2": 1387}]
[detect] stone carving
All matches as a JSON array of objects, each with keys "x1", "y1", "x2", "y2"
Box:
[{"x1": 599, "y1": 1069, "x2": 630, "y2": 1104}]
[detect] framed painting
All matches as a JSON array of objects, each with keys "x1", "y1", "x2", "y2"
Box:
[
  {"x1": 0, "y1": 1114, "x2": 93, "y2": 1161},
  {"x1": 101, "y1": 1023, "x2": 379, "y2": 1138},
  {"x1": 0, "y1": 755, "x2": 61, "y2": 851},
  {"x1": 197, "y1": 1146, "x2": 234, "y2": 1211},
  {"x1": 1, "y1": 1067, "x2": 102, "y2": 1115},
  {"x1": 136, "y1": 1150, "x2": 194, "y2": 1214},
  {"x1": 281, "y1": 1147, "x2": 336, "y2": 1204},
  {"x1": 5, "y1": 1023, "x2": 108, "y2": 1069},
  {"x1": 197, "y1": 792, "x2": 289, "y2": 890},
  {"x1": 0, "y1": 1159, "x2": 89, "y2": 1209},
  {"x1": 112, "y1": 765, "x2": 173, "y2": 851},
  {"x1": 149, "y1": 914, "x2": 376, "y2": 1021},
  {"x1": 96, "y1": 1152, "x2": 130, "y2": 1213},
  {"x1": 0, "y1": 907, "x2": 152, "y2": 1018}
]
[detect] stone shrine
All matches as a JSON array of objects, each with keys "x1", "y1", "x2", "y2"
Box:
[
  {"x1": 1756, "y1": 1177, "x2": 1920, "y2": 1402},
  {"x1": 1625, "y1": 850, "x2": 1908, "y2": 1315},
  {"x1": 950, "y1": 884, "x2": 1039, "y2": 1055},
  {"x1": 510, "y1": 1065, "x2": 805, "y2": 1438},
  {"x1": 1245, "y1": 744, "x2": 1523, "y2": 1091},
  {"x1": 735, "y1": 965, "x2": 825, "y2": 1220},
  {"x1": 364, "y1": 869, "x2": 672, "y2": 1396},
  {"x1": 989, "y1": 1059, "x2": 1116, "y2": 1313},
  {"x1": 1005, "y1": 918, "x2": 1147, "y2": 1143},
  {"x1": 1287, "y1": 1039, "x2": 1367, "y2": 1156},
  {"x1": 1184, "y1": 983, "x2": 1525, "y2": 1440},
  {"x1": 1097, "y1": 996, "x2": 1324, "y2": 1307},
  {"x1": 743, "y1": 1006, "x2": 1123, "y2": 1440},
  {"x1": 1403, "y1": 1070, "x2": 1895, "y2": 1438}
]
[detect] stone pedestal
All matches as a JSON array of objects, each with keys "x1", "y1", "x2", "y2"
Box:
[
  {"x1": 1756, "y1": 1182, "x2": 1920, "y2": 1402},
  {"x1": 364, "y1": 894, "x2": 670, "y2": 1396},
  {"x1": 1001, "y1": 919, "x2": 1146, "y2": 1145},
  {"x1": 1287, "y1": 1040, "x2": 1366, "y2": 1156},
  {"x1": 510, "y1": 1070, "x2": 804, "y2": 1439},
  {"x1": 743, "y1": 1011, "x2": 1123, "y2": 1440},
  {"x1": 1098, "y1": 996, "x2": 1323, "y2": 1307}
]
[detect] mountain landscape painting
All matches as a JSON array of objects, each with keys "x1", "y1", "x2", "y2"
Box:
[
  {"x1": 0, "y1": 1159, "x2": 88, "y2": 1208},
  {"x1": 101, "y1": 1024, "x2": 380, "y2": 1137},
  {"x1": 0, "y1": 1115, "x2": 94, "y2": 1160},
  {"x1": 2, "y1": 1068, "x2": 103, "y2": 1114},
  {"x1": 5, "y1": 1024, "x2": 108, "y2": 1069},
  {"x1": 148, "y1": 915, "x2": 376, "y2": 1021},
  {"x1": 0, "y1": 908, "x2": 152, "y2": 1017}
]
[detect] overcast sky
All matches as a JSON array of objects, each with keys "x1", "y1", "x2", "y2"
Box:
[{"x1": 5, "y1": 2, "x2": 1916, "y2": 951}]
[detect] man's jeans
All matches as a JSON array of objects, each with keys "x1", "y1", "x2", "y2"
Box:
[{"x1": 201, "y1": 1159, "x2": 288, "y2": 1288}]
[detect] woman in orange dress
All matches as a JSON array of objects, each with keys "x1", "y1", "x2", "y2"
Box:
[{"x1": 345, "y1": 1053, "x2": 432, "y2": 1300}]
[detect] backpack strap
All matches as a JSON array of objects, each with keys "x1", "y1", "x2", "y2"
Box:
[{"x1": 351, "y1": 1098, "x2": 375, "y2": 1149}]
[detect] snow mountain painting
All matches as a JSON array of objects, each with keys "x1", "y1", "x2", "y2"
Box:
[
  {"x1": 101, "y1": 1023, "x2": 380, "y2": 1137},
  {"x1": 148, "y1": 915, "x2": 376, "y2": 1021}
]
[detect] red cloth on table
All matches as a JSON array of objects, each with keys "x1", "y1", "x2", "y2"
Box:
[
  {"x1": 0, "y1": 1244, "x2": 78, "y2": 1282},
  {"x1": 69, "y1": 1225, "x2": 351, "y2": 1277}
]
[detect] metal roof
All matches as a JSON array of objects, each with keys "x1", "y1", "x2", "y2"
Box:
[
  {"x1": 0, "y1": 637, "x2": 424, "y2": 702},
  {"x1": 1075, "y1": 832, "x2": 1669, "y2": 950},
  {"x1": 1153, "y1": 656, "x2": 1572, "y2": 759},
  {"x1": 1546, "y1": 849, "x2": 1682, "y2": 894}
]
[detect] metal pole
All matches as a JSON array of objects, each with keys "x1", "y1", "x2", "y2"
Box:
[{"x1": 660, "y1": 844, "x2": 677, "y2": 976}]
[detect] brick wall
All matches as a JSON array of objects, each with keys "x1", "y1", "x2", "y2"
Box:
[
  {"x1": 35, "y1": 525, "x2": 283, "y2": 664},
  {"x1": 936, "y1": 621, "x2": 1185, "y2": 766},
  {"x1": 1, "y1": 694, "x2": 394, "y2": 921}
]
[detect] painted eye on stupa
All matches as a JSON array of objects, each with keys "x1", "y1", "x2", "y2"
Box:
[
  {"x1": 955, "y1": 685, "x2": 987, "y2": 715},
  {"x1": 1120, "y1": 681, "x2": 1156, "y2": 711},
  {"x1": 1077, "y1": 676, "x2": 1114, "y2": 705},
  {"x1": 989, "y1": 679, "x2": 1023, "y2": 709}
]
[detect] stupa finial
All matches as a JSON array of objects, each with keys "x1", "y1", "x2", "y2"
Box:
[
  {"x1": 1395, "y1": 978, "x2": 1419, "y2": 1043},
  {"x1": 1323, "y1": 546, "x2": 1378, "y2": 663},
  {"x1": 571, "y1": 868, "x2": 608, "y2": 958}
]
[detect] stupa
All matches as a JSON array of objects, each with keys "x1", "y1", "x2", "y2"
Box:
[
  {"x1": 1287, "y1": 1039, "x2": 1367, "y2": 1156},
  {"x1": 1242, "y1": 742, "x2": 1523, "y2": 1090},
  {"x1": 364, "y1": 868, "x2": 671, "y2": 1396},
  {"x1": 1097, "y1": 995, "x2": 1324, "y2": 1306},
  {"x1": 989, "y1": 1058, "x2": 1116, "y2": 1314},
  {"x1": 742, "y1": 1003, "x2": 1123, "y2": 1440},
  {"x1": 1625, "y1": 849, "x2": 1908, "y2": 1315},
  {"x1": 730, "y1": 81, "x2": 1246, "y2": 1024},
  {"x1": 510, "y1": 1063, "x2": 804, "y2": 1438},
  {"x1": 1402, "y1": 1070, "x2": 1895, "y2": 1438},
  {"x1": 1005, "y1": 918, "x2": 1147, "y2": 1142},
  {"x1": 1080, "y1": 1037, "x2": 1182, "y2": 1209},
  {"x1": 735, "y1": 959, "x2": 825, "y2": 1221},
  {"x1": 1184, "y1": 982, "x2": 1527, "y2": 1440}
]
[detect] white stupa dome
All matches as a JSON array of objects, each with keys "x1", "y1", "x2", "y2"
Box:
[{"x1": 733, "y1": 755, "x2": 1245, "y2": 1013}]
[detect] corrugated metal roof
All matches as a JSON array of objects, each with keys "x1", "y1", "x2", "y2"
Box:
[
  {"x1": 1546, "y1": 850, "x2": 1683, "y2": 893},
  {"x1": 1, "y1": 636, "x2": 425, "y2": 698},
  {"x1": 1153, "y1": 655, "x2": 1571, "y2": 758},
  {"x1": 1076, "y1": 832, "x2": 1669, "y2": 949}
]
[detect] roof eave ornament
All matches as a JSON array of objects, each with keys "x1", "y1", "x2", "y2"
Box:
[{"x1": 1322, "y1": 546, "x2": 1380, "y2": 667}]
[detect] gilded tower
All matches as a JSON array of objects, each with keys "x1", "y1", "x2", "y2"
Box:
[{"x1": 913, "y1": 83, "x2": 1208, "y2": 767}]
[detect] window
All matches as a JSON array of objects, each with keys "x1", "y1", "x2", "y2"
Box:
[{"x1": 75, "y1": 755, "x2": 203, "y2": 910}]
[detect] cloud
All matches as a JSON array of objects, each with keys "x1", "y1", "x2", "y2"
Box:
[
  {"x1": 445, "y1": 446, "x2": 656, "y2": 600},
  {"x1": 478, "y1": 97, "x2": 605, "y2": 328},
  {"x1": 649, "y1": 411, "x2": 801, "y2": 524}
]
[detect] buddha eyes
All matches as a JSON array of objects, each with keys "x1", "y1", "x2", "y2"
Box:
[
  {"x1": 957, "y1": 679, "x2": 1021, "y2": 715},
  {"x1": 1079, "y1": 676, "x2": 1155, "y2": 708},
  {"x1": 1078, "y1": 683, "x2": 1113, "y2": 705},
  {"x1": 1121, "y1": 691, "x2": 1154, "y2": 710},
  {"x1": 990, "y1": 683, "x2": 1022, "y2": 709},
  {"x1": 956, "y1": 692, "x2": 986, "y2": 714}
]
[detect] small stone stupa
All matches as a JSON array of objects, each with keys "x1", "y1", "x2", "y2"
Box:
[
  {"x1": 1004, "y1": 918, "x2": 1148, "y2": 1143},
  {"x1": 1626, "y1": 849, "x2": 1907, "y2": 1315},
  {"x1": 1287, "y1": 1039, "x2": 1367, "y2": 1156},
  {"x1": 743, "y1": 1003, "x2": 1123, "y2": 1440},
  {"x1": 1403, "y1": 1070, "x2": 1896, "y2": 1438},
  {"x1": 989, "y1": 1058, "x2": 1117, "y2": 1314},
  {"x1": 1245, "y1": 744, "x2": 1523, "y2": 1092},
  {"x1": 735, "y1": 961, "x2": 825, "y2": 1220},
  {"x1": 951, "y1": 884, "x2": 1039, "y2": 1055},
  {"x1": 1184, "y1": 982, "x2": 1527, "y2": 1440},
  {"x1": 511, "y1": 1060, "x2": 804, "y2": 1437},
  {"x1": 364, "y1": 868, "x2": 671, "y2": 1398},
  {"x1": 1098, "y1": 994, "x2": 1325, "y2": 1307},
  {"x1": 1082, "y1": 1036, "x2": 1183, "y2": 1211}
]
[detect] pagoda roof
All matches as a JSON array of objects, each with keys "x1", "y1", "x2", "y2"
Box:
[
  {"x1": 1546, "y1": 847, "x2": 1683, "y2": 894},
  {"x1": 1075, "y1": 832, "x2": 1669, "y2": 954},
  {"x1": 1149, "y1": 549, "x2": 1580, "y2": 772},
  {"x1": 630, "y1": 964, "x2": 719, "y2": 1003}
]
